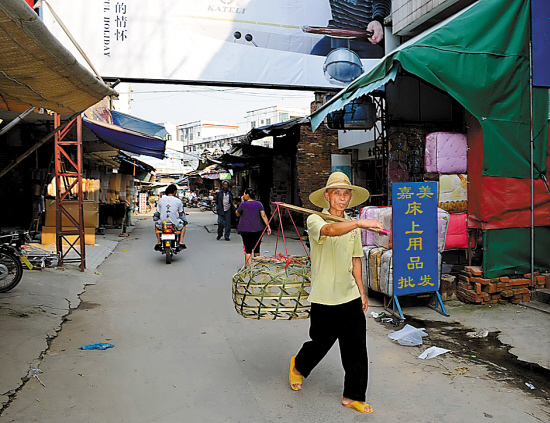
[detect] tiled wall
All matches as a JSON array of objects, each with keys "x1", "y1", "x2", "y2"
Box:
[{"x1": 392, "y1": 0, "x2": 458, "y2": 35}]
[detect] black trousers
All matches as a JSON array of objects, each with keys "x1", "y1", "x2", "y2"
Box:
[{"x1": 295, "y1": 297, "x2": 369, "y2": 402}]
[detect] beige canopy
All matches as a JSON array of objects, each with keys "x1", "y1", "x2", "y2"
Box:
[{"x1": 0, "y1": 0, "x2": 116, "y2": 114}]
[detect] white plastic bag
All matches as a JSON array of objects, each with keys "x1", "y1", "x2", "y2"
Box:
[
  {"x1": 388, "y1": 324, "x2": 428, "y2": 346},
  {"x1": 418, "y1": 346, "x2": 451, "y2": 359}
]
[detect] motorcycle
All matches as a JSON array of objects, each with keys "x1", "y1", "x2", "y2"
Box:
[
  {"x1": 0, "y1": 231, "x2": 30, "y2": 293},
  {"x1": 200, "y1": 198, "x2": 214, "y2": 212},
  {"x1": 189, "y1": 196, "x2": 201, "y2": 208},
  {"x1": 159, "y1": 221, "x2": 180, "y2": 264}
]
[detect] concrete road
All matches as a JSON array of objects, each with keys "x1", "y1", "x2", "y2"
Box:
[{"x1": 1, "y1": 210, "x2": 549, "y2": 423}]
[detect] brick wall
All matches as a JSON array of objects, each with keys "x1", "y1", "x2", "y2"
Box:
[
  {"x1": 457, "y1": 266, "x2": 547, "y2": 305},
  {"x1": 296, "y1": 124, "x2": 346, "y2": 210}
]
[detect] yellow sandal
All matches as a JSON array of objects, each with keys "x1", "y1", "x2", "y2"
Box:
[
  {"x1": 289, "y1": 356, "x2": 303, "y2": 391},
  {"x1": 343, "y1": 401, "x2": 374, "y2": 414}
]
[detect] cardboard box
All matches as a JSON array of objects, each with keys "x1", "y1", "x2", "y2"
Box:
[
  {"x1": 41, "y1": 226, "x2": 96, "y2": 245},
  {"x1": 45, "y1": 200, "x2": 99, "y2": 228}
]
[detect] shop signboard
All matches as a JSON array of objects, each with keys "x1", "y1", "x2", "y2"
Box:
[
  {"x1": 139, "y1": 192, "x2": 147, "y2": 214},
  {"x1": 392, "y1": 182, "x2": 438, "y2": 296},
  {"x1": 532, "y1": 0, "x2": 550, "y2": 87},
  {"x1": 42, "y1": 0, "x2": 388, "y2": 89}
]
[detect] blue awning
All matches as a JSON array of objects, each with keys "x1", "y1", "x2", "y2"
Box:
[
  {"x1": 110, "y1": 110, "x2": 169, "y2": 139},
  {"x1": 83, "y1": 118, "x2": 166, "y2": 159}
]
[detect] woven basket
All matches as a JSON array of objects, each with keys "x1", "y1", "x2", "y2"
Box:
[{"x1": 232, "y1": 256, "x2": 311, "y2": 320}]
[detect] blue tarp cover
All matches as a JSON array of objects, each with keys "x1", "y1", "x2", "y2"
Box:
[
  {"x1": 84, "y1": 119, "x2": 166, "y2": 159},
  {"x1": 110, "y1": 110, "x2": 169, "y2": 139},
  {"x1": 532, "y1": 0, "x2": 550, "y2": 87}
]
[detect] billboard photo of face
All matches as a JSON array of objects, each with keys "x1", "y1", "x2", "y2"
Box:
[{"x1": 43, "y1": 0, "x2": 390, "y2": 89}]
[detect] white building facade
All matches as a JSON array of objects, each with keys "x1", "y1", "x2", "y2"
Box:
[
  {"x1": 245, "y1": 106, "x2": 309, "y2": 148},
  {"x1": 245, "y1": 106, "x2": 309, "y2": 130}
]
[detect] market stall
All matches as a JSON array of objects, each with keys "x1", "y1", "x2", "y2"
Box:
[{"x1": 311, "y1": 0, "x2": 550, "y2": 305}]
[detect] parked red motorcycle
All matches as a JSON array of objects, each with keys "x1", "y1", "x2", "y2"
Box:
[
  {"x1": 0, "y1": 231, "x2": 30, "y2": 292},
  {"x1": 159, "y1": 221, "x2": 179, "y2": 264}
]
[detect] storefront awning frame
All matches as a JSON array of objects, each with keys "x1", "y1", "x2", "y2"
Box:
[
  {"x1": 311, "y1": 0, "x2": 549, "y2": 180},
  {"x1": 83, "y1": 118, "x2": 166, "y2": 160}
]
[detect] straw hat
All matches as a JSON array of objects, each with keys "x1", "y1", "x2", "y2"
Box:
[{"x1": 309, "y1": 172, "x2": 370, "y2": 208}]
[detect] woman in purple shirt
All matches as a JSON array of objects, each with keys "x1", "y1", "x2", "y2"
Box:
[{"x1": 236, "y1": 188, "x2": 272, "y2": 264}]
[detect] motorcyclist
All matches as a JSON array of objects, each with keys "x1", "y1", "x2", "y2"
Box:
[{"x1": 154, "y1": 184, "x2": 188, "y2": 252}]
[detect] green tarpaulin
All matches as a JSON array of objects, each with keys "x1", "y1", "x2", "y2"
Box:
[
  {"x1": 483, "y1": 228, "x2": 550, "y2": 278},
  {"x1": 311, "y1": 0, "x2": 549, "y2": 179}
]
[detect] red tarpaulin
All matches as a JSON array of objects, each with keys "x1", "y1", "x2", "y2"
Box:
[{"x1": 467, "y1": 113, "x2": 550, "y2": 230}]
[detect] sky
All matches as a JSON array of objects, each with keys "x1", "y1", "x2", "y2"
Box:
[{"x1": 115, "y1": 83, "x2": 315, "y2": 129}]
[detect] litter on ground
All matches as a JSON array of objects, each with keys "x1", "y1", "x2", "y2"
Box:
[
  {"x1": 443, "y1": 367, "x2": 469, "y2": 376},
  {"x1": 418, "y1": 346, "x2": 451, "y2": 359},
  {"x1": 80, "y1": 342, "x2": 115, "y2": 350},
  {"x1": 466, "y1": 329, "x2": 489, "y2": 338},
  {"x1": 388, "y1": 324, "x2": 428, "y2": 346}
]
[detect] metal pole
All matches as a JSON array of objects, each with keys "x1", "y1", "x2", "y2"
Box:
[
  {"x1": 54, "y1": 114, "x2": 63, "y2": 258},
  {"x1": 529, "y1": 39, "x2": 535, "y2": 286},
  {"x1": 76, "y1": 116, "x2": 86, "y2": 271},
  {"x1": 43, "y1": 0, "x2": 105, "y2": 83},
  {"x1": 0, "y1": 107, "x2": 35, "y2": 137}
]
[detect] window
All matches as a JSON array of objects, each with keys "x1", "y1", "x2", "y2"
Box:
[
  {"x1": 261, "y1": 120, "x2": 264, "y2": 125},
  {"x1": 197, "y1": 131, "x2": 200, "y2": 138},
  {"x1": 266, "y1": 118, "x2": 271, "y2": 125},
  {"x1": 190, "y1": 132, "x2": 194, "y2": 141},
  {"x1": 278, "y1": 112, "x2": 289, "y2": 122},
  {"x1": 251, "y1": 121, "x2": 256, "y2": 129}
]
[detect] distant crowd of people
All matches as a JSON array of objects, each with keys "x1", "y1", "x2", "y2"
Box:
[{"x1": 151, "y1": 181, "x2": 271, "y2": 263}]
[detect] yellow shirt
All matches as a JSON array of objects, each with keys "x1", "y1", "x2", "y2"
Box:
[{"x1": 306, "y1": 210, "x2": 364, "y2": 305}]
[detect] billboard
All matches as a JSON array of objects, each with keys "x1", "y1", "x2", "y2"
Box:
[
  {"x1": 43, "y1": 0, "x2": 389, "y2": 89},
  {"x1": 392, "y1": 182, "x2": 439, "y2": 296}
]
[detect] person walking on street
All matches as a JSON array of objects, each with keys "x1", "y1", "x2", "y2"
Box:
[
  {"x1": 235, "y1": 188, "x2": 272, "y2": 264},
  {"x1": 288, "y1": 172, "x2": 384, "y2": 415},
  {"x1": 215, "y1": 181, "x2": 234, "y2": 241},
  {"x1": 153, "y1": 184, "x2": 188, "y2": 251}
]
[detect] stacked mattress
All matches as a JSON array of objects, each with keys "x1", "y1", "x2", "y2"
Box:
[
  {"x1": 424, "y1": 132, "x2": 470, "y2": 249},
  {"x1": 425, "y1": 132, "x2": 467, "y2": 174},
  {"x1": 377, "y1": 250, "x2": 442, "y2": 297},
  {"x1": 359, "y1": 206, "x2": 378, "y2": 246},
  {"x1": 361, "y1": 206, "x2": 450, "y2": 253},
  {"x1": 445, "y1": 213, "x2": 469, "y2": 249},
  {"x1": 368, "y1": 247, "x2": 386, "y2": 293},
  {"x1": 360, "y1": 206, "x2": 391, "y2": 247},
  {"x1": 374, "y1": 208, "x2": 392, "y2": 249},
  {"x1": 438, "y1": 174, "x2": 468, "y2": 213}
]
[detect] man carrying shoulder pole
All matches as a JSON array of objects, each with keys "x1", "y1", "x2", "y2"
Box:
[{"x1": 289, "y1": 172, "x2": 384, "y2": 415}]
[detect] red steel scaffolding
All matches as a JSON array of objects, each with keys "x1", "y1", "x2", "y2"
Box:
[{"x1": 54, "y1": 114, "x2": 86, "y2": 271}]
